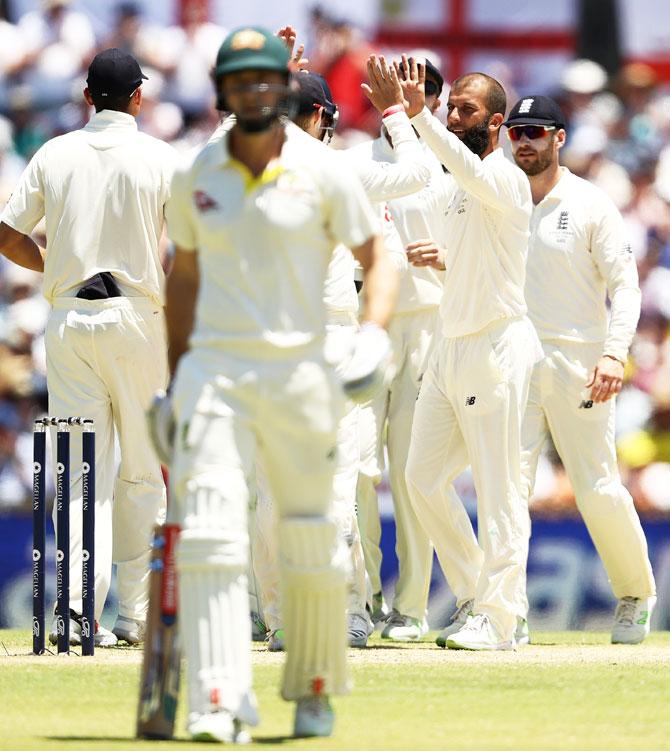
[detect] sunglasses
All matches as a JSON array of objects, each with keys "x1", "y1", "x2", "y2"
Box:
[
  {"x1": 425, "y1": 80, "x2": 439, "y2": 97},
  {"x1": 507, "y1": 125, "x2": 556, "y2": 141}
]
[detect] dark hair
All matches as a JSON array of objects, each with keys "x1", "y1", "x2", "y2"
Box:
[
  {"x1": 452, "y1": 72, "x2": 507, "y2": 117},
  {"x1": 89, "y1": 90, "x2": 135, "y2": 114}
]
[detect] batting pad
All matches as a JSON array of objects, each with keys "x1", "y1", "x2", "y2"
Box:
[
  {"x1": 279, "y1": 516, "x2": 350, "y2": 701},
  {"x1": 178, "y1": 523, "x2": 259, "y2": 725}
]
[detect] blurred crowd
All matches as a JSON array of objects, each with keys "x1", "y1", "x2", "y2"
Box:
[{"x1": 0, "y1": 0, "x2": 669, "y2": 517}]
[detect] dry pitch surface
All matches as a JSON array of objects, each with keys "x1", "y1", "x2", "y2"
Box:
[{"x1": 1, "y1": 630, "x2": 670, "y2": 751}]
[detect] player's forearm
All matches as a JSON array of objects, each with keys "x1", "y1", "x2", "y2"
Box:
[
  {"x1": 165, "y1": 249, "x2": 199, "y2": 376},
  {"x1": 0, "y1": 221, "x2": 44, "y2": 272},
  {"x1": 603, "y1": 286, "x2": 641, "y2": 363},
  {"x1": 354, "y1": 236, "x2": 398, "y2": 329}
]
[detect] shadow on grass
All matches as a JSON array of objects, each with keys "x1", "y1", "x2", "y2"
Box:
[{"x1": 48, "y1": 735, "x2": 297, "y2": 745}]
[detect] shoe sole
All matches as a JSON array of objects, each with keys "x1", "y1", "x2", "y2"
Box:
[
  {"x1": 348, "y1": 637, "x2": 368, "y2": 648},
  {"x1": 112, "y1": 631, "x2": 142, "y2": 645},
  {"x1": 446, "y1": 638, "x2": 516, "y2": 651},
  {"x1": 381, "y1": 633, "x2": 425, "y2": 642}
]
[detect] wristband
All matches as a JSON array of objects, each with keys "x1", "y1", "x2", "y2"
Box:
[
  {"x1": 382, "y1": 104, "x2": 405, "y2": 118},
  {"x1": 603, "y1": 354, "x2": 625, "y2": 365}
]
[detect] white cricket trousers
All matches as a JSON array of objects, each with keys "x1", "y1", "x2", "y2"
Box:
[
  {"x1": 171, "y1": 347, "x2": 348, "y2": 721},
  {"x1": 45, "y1": 297, "x2": 168, "y2": 621},
  {"x1": 521, "y1": 340, "x2": 655, "y2": 600},
  {"x1": 405, "y1": 316, "x2": 540, "y2": 639},
  {"x1": 356, "y1": 308, "x2": 437, "y2": 620}
]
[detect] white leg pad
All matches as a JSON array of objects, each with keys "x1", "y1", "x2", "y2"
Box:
[
  {"x1": 177, "y1": 484, "x2": 258, "y2": 726},
  {"x1": 279, "y1": 516, "x2": 350, "y2": 701}
]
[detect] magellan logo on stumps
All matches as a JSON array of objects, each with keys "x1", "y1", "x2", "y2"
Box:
[{"x1": 231, "y1": 29, "x2": 266, "y2": 50}]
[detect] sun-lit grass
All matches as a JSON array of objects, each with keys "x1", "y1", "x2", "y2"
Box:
[{"x1": 1, "y1": 629, "x2": 670, "y2": 751}]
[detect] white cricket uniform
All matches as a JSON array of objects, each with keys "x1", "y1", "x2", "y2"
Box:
[
  {"x1": 404, "y1": 107, "x2": 542, "y2": 640},
  {"x1": 350, "y1": 128, "x2": 456, "y2": 619},
  {"x1": 166, "y1": 121, "x2": 378, "y2": 721},
  {"x1": 520, "y1": 168, "x2": 655, "y2": 603},
  {"x1": 1, "y1": 109, "x2": 175, "y2": 621}
]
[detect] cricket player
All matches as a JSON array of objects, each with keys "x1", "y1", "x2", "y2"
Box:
[
  {"x1": 0, "y1": 49, "x2": 175, "y2": 647},
  {"x1": 251, "y1": 64, "x2": 430, "y2": 651},
  {"x1": 400, "y1": 60, "x2": 542, "y2": 650},
  {"x1": 351, "y1": 57, "x2": 455, "y2": 640},
  {"x1": 161, "y1": 27, "x2": 397, "y2": 742},
  {"x1": 505, "y1": 95, "x2": 656, "y2": 643}
]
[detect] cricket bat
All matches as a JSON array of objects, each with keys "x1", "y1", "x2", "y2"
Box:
[{"x1": 136, "y1": 523, "x2": 181, "y2": 739}]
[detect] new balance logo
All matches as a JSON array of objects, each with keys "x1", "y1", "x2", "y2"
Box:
[
  {"x1": 518, "y1": 98, "x2": 534, "y2": 114},
  {"x1": 465, "y1": 396, "x2": 476, "y2": 406},
  {"x1": 557, "y1": 211, "x2": 569, "y2": 230},
  {"x1": 579, "y1": 400, "x2": 594, "y2": 409}
]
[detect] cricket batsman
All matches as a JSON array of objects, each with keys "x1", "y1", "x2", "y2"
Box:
[{"x1": 158, "y1": 27, "x2": 397, "y2": 742}]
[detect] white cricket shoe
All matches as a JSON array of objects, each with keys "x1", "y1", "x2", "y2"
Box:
[
  {"x1": 515, "y1": 617, "x2": 530, "y2": 647},
  {"x1": 187, "y1": 711, "x2": 251, "y2": 744},
  {"x1": 294, "y1": 695, "x2": 334, "y2": 738},
  {"x1": 446, "y1": 614, "x2": 516, "y2": 651},
  {"x1": 348, "y1": 612, "x2": 374, "y2": 648},
  {"x1": 436, "y1": 599, "x2": 474, "y2": 648},
  {"x1": 112, "y1": 616, "x2": 145, "y2": 645},
  {"x1": 381, "y1": 610, "x2": 428, "y2": 642},
  {"x1": 611, "y1": 596, "x2": 656, "y2": 644},
  {"x1": 267, "y1": 629, "x2": 285, "y2": 652},
  {"x1": 49, "y1": 611, "x2": 118, "y2": 647}
]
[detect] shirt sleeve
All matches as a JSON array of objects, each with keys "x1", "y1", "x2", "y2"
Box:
[
  {"x1": 165, "y1": 160, "x2": 198, "y2": 252},
  {"x1": 380, "y1": 203, "x2": 408, "y2": 273},
  {"x1": 589, "y1": 192, "x2": 641, "y2": 362},
  {"x1": 410, "y1": 107, "x2": 526, "y2": 214},
  {"x1": 323, "y1": 154, "x2": 378, "y2": 251},
  {"x1": 351, "y1": 112, "x2": 430, "y2": 202},
  {"x1": 0, "y1": 147, "x2": 46, "y2": 235}
]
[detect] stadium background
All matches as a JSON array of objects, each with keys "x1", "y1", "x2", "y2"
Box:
[{"x1": 0, "y1": 0, "x2": 669, "y2": 633}]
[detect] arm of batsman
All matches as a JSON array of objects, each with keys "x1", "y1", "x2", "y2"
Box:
[
  {"x1": 340, "y1": 322, "x2": 394, "y2": 403},
  {"x1": 147, "y1": 390, "x2": 176, "y2": 465}
]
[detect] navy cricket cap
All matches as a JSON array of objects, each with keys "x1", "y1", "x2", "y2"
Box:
[
  {"x1": 504, "y1": 95, "x2": 566, "y2": 129},
  {"x1": 86, "y1": 48, "x2": 148, "y2": 98},
  {"x1": 295, "y1": 72, "x2": 337, "y2": 116}
]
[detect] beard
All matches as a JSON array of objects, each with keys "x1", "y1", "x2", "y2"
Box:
[
  {"x1": 515, "y1": 147, "x2": 554, "y2": 176},
  {"x1": 451, "y1": 118, "x2": 491, "y2": 157}
]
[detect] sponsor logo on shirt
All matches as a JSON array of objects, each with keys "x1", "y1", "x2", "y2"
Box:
[
  {"x1": 557, "y1": 210, "x2": 569, "y2": 231},
  {"x1": 193, "y1": 190, "x2": 219, "y2": 212},
  {"x1": 465, "y1": 396, "x2": 476, "y2": 406}
]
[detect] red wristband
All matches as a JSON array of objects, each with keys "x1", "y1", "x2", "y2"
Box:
[{"x1": 382, "y1": 104, "x2": 405, "y2": 118}]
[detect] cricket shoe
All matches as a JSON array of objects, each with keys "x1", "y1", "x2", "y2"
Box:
[
  {"x1": 294, "y1": 694, "x2": 334, "y2": 738},
  {"x1": 112, "y1": 616, "x2": 145, "y2": 645},
  {"x1": 250, "y1": 611, "x2": 267, "y2": 642},
  {"x1": 187, "y1": 710, "x2": 251, "y2": 744},
  {"x1": 49, "y1": 610, "x2": 118, "y2": 647},
  {"x1": 611, "y1": 596, "x2": 656, "y2": 644},
  {"x1": 369, "y1": 591, "x2": 389, "y2": 626},
  {"x1": 348, "y1": 612, "x2": 374, "y2": 648},
  {"x1": 446, "y1": 614, "x2": 516, "y2": 651},
  {"x1": 267, "y1": 629, "x2": 285, "y2": 652},
  {"x1": 515, "y1": 617, "x2": 531, "y2": 647},
  {"x1": 381, "y1": 610, "x2": 428, "y2": 642},
  {"x1": 436, "y1": 599, "x2": 474, "y2": 648}
]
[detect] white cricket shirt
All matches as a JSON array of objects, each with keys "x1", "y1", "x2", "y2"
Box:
[
  {"x1": 366, "y1": 131, "x2": 456, "y2": 313},
  {"x1": 526, "y1": 167, "x2": 641, "y2": 362},
  {"x1": 1, "y1": 110, "x2": 176, "y2": 304},
  {"x1": 166, "y1": 121, "x2": 378, "y2": 358},
  {"x1": 411, "y1": 107, "x2": 532, "y2": 338}
]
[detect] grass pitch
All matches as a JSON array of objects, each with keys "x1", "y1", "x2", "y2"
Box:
[{"x1": 1, "y1": 629, "x2": 670, "y2": 751}]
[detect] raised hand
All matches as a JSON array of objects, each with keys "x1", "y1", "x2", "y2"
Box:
[
  {"x1": 276, "y1": 25, "x2": 309, "y2": 71},
  {"x1": 394, "y1": 54, "x2": 426, "y2": 118},
  {"x1": 361, "y1": 54, "x2": 405, "y2": 114}
]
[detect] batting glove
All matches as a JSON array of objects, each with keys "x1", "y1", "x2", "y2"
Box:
[
  {"x1": 146, "y1": 389, "x2": 175, "y2": 465},
  {"x1": 340, "y1": 322, "x2": 393, "y2": 403}
]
